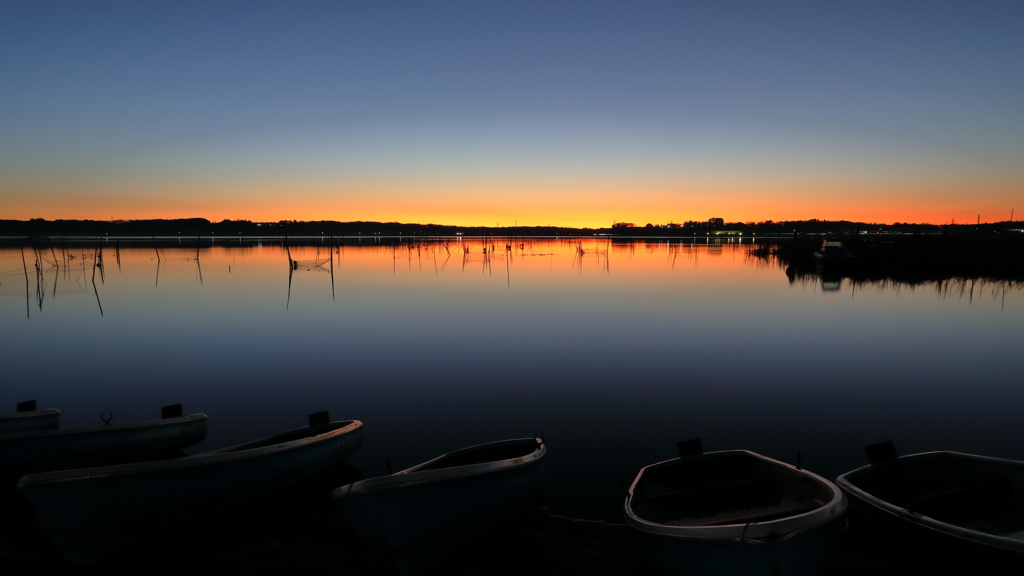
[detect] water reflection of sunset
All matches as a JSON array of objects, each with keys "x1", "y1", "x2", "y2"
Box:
[
  {"x1": 3, "y1": 238, "x2": 1022, "y2": 522},
  {"x1": 4, "y1": 237, "x2": 1019, "y2": 298}
]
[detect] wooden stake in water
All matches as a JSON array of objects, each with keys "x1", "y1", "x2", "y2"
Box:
[
  {"x1": 286, "y1": 261, "x2": 293, "y2": 310},
  {"x1": 20, "y1": 244, "x2": 30, "y2": 319},
  {"x1": 91, "y1": 254, "x2": 104, "y2": 317},
  {"x1": 95, "y1": 241, "x2": 105, "y2": 284},
  {"x1": 47, "y1": 237, "x2": 59, "y2": 269}
]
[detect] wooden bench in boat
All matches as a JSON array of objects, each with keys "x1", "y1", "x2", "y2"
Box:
[
  {"x1": 947, "y1": 507, "x2": 1024, "y2": 538},
  {"x1": 643, "y1": 475, "x2": 775, "y2": 504},
  {"x1": 665, "y1": 499, "x2": 824, "y2": 527},
  {"x1": 902, "y1": 475, "x2": 1024, "y2": 536},
  {"x1": 906, "y1": 475, "x2": 1012, "y2": 513}
]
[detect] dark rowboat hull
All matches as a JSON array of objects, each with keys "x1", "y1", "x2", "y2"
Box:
[
  {"x1": 0, "y1": 409, "x2": 59, "y2": 435},
  {"x1": 837, "y1": 451, "x2": 1024, "y2": 573},
  {"x1": 0, "y1": 414, "x2": 207, "y2": 484},
  {"x1": 630, "y1": 523, "x2": 844, "y2": 576},
  {"x1": 333, "y1": 438, "x2": 545, "y2": 576},
  {"x1": 16, "y1": 419, "x2": 363, "y2": 565}
]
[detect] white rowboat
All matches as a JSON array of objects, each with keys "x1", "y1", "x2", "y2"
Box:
[{"x1": 625, "y1": 446, "x2": 846, "y2": 575}]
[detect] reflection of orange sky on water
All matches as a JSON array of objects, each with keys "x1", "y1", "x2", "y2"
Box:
[
  {"x1": 4, "y1": 239, "x2": 1021, "y2": 318},
  {"x1": 1, "y1": 239, "x2": 782, "y2": 317},
  {"x1": 149, "y1": 238, "x2": 776, "y2": 295},
  {"x1": 0, "y1": 238, "x2": 768, "y2": 295}
]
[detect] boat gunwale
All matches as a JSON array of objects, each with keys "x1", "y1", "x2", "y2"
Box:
[
  {"x1": 333, "y1": 438, "x2": 544, "y2": 498},
  {"x1": 197, "y1": 419, "x2": 358, "y2": 456},
  {"x1": 624, "y1": 449, "x2": 846, "y2": 542},
  {"x1": 15, "y1": 420, "x2": 362, "y2": 488},
  {"x1": 836, "y1": 450, "x2": 1024, "y2": 554},
  {"x1": 0, "y1": 409, "x2": 61, "y2": 421},
  {"x1": 0, "y1": 413, "x2": 206, "y2": 440}
]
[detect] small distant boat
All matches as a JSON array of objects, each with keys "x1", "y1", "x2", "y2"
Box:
[
  {"x1": 333, "y1": 437, "x2": 546, "y2": 575},
  {"x1": 624, "y1": 440, "x2": 846, "y2": 576},
  {"x1": 814, "y1": 240, "x2": 854, "y2": 261},
  {"x1": 0, "y1": 401, "x2": 59, "y2": 435},
  {"x1": 837, "y1": 441, "x2": 1024, "y2": 573},
  {"x1": 16, "y1": 412, "x2": 362, "y2": 565},
  {"x1": 0, "y1": 404, "x2": 206, "y2": 484}
]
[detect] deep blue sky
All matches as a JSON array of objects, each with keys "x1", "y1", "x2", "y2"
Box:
[{"x1": 2, "y1": 1, "x2": 1022, "y2": 225}]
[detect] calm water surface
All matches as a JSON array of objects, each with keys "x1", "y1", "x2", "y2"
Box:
[{"x1": 2, "y1": 238, "x2": 1022, "y2": 520}]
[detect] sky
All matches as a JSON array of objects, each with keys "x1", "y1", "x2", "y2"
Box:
[{"x1": 2, "y1": 1, "x2": 1022, "y2": 227}]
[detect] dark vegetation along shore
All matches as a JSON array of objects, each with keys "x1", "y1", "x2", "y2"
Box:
[
  {"x1": 749, "y1": 234, "x2": 1024, "y2": 286},
  {"x1": 2, "y1": 217, "x2": 1022, "y2": 239}
]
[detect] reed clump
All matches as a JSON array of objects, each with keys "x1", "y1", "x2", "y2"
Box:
[{"x1": 750, "y1": 235, "x2": 1024, "y2": 285}]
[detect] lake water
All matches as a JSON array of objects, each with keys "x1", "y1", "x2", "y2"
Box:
[{"x1": 2, "y1": 237, "x2": 1022, "y2": 521}]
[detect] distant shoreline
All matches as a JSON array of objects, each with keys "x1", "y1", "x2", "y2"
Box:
[{"x1": 2, "y1": 217, "x2": 1022, "y2": 239}]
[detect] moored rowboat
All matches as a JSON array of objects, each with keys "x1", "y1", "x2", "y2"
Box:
[
  {"x1": 837, "y1": 441, "x2": 1024, "y2": 573},
  {"x1": 0, "y1": 401, "x2": 59, "y2": 435},
  {"x1": 0, "y1": 405, "x2": 206, "y2": 484},
  {"x1": 814, "y1": 240, "x2": 854, "y2": 262},
  {"x1": 625, "y1": 441, "x2": 846, "y2": 575},
  {"x1": 15, "y1": 413, "x2": 363, "y2": 565},
  {"x1": 332, "y1": 437, "x2": 546, "y2": 575}
]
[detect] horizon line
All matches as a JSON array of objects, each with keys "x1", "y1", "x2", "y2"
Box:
[{"x1": 3, "y1": 216, "x2": 1020, "y2": 229}]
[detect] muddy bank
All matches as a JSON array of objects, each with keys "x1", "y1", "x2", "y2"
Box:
[{"x1": 2, "y1": 485, "x2": 977, "y2": 576}]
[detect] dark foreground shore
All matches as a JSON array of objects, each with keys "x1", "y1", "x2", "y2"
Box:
[{"x1": 0, "y1": 473, "x2": 979, "y2": 576}]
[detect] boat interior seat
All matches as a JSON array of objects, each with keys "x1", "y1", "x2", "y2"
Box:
[
  {"x1": 997, "y1": 527, "x2": 1024, "y2": 540},
  {"x1": 906, "y1": 475, "x2": 1024, "y2": 535},
  {"x1": 906, "y1": 475, "x2": 1011, "y2": 513},
  {"x1": 947, "y1": 507, "x2": 1024, "y2": 537},
  {"x1": 670, "y1": 498, "x2": 825, "y2": 527},
  {"x1": 642, "y1": 475, "x2": 776, "y2": 515}
]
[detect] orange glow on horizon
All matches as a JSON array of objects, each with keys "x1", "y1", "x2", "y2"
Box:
[{"x1": 3, "y1": 176, "x2": 1020, "y2": 227}]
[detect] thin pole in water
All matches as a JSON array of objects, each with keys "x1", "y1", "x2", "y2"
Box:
[
  {"x1": 20, "y1": 243, "x2": 30, "y2": 319},
  {"x1": 47, "y1": 237, "x2": 59, "y2": 269},
  {"x1": 92, "y1": 261, "x2": 104, "y2": 317}
]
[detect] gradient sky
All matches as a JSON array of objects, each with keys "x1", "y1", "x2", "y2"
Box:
[{"x1": 2, "y1": 1, "x2": 1022, "y2": 227}]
